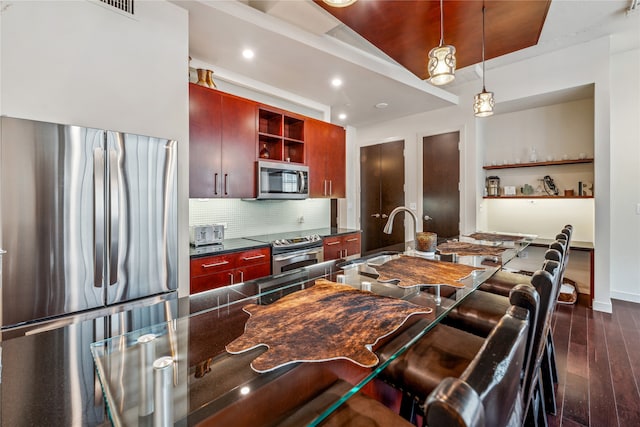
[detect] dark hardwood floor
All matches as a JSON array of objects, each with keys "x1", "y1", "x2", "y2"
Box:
[{"x1": 548, "y1": 296, "x2": 640, "y2": 426}]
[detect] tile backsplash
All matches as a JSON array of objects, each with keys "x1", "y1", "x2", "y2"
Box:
[{"x1": 189, "y1": 198, "x2": 331, "y2": 239}]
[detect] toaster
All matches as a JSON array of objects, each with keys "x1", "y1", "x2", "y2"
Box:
[{"x1": 190, "y1": 224, "x2": 224, "y2": 246}]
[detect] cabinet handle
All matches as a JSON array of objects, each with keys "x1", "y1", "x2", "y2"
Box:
[
  {"x1": 228, "y1": 272, "x2": 234, "y2": 285},
  {"x1": 323, "y1": 180, "x2": 327, "y2": 196},
  {"x1": 224, "y1": 173, "x2": 229, "y2": 196},
  {"x1": 326, "y1": 241, "x2": 340, "y2": 246},
  {"x1": 242, "y1": 254, "x2": 266, "y2": 261},
  {"x1": 214, "y1": 173, "x2": 219, "y2": 196},
  {"x1": 344, "y1": 249, "x2": 348, "y2": 257},
  {"x1": 346, "y1": 238, "x2": 358, "y2": 242},
  {"x1": 329, "y1": 180, "x2": 332, "y2": 196},
  {"x1": 201, "y1": 260, "x2": 229, "y2": 268},
  {"x1": 239, "y1": 271, "x2": 244, "y2": 282}
]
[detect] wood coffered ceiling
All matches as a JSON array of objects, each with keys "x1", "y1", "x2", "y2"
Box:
[{"x1": 314, "y1": 0, "x2": 552, "y2": 80}]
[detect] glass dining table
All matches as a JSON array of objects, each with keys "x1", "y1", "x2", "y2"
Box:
[{"x1": 90, "y1": 233, "x2": 534, "y2": 426}]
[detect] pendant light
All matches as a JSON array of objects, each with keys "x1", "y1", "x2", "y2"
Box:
[
  {"x1": 428, "y1": 0, "x2": 456, "y2": 85},
  {"x1": 474, "y1": 5, "x2": 495, "y2": 117},
  {"x1": 322, "y1": 0, "x2": 358, "y2": 7}
]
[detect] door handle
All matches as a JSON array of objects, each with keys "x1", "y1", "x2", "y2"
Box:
[
  {"x1": 381, "y1": 214, "x2": 388, "y2": 219},
  {"x1": 371, "y1": 213, "x2": 381, "y2": 218},
  {"x1": 93, "y1": 147, "x2": 105, "y2": 288},
  {"x1": 108, "y1": 148, "x2": 119, "y2": 286},
  {"x1": 424, "y1": 215, "x2": 433, "y2": 221}
]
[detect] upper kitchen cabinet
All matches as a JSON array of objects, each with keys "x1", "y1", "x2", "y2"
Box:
[
  {"x1": 306, "y1": 118, "x2": 346, "y2": 198},
  {"x1": 258, "y1": 107, "x2": 305, "y2": 164},
  {"x1": 189, "y1": 84, "x2": 257, "y2": 198}
]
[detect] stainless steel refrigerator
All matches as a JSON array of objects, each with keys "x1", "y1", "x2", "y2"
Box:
[{"x1": 0, "y1": 117, "x2": 178, "y2": 330}]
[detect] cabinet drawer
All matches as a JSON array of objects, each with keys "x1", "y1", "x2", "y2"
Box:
[
  {"x1": 343, "y1": 233, "x2": 361, "y2": 257},
  {"x1": 236, "y1": 263, "x2": 271, "y2": 283},
  {"x1": 235, "y1": 247, "x2": 270, "y2": 267},
  {"x1": 190, "y1": 253, "x2": 237, "y2": 277}
]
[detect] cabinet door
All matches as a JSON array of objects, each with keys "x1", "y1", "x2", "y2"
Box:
[
  {"x1": 189, "y1": 84, "x2": 222, "y2": 198},
  {"x1": 324, "y1": 125, "x2": 346, "y2": 198},
  {"x1": 190, "y1": 270, "x2": 235, "y2": 294},
  {"x1": 342, "y1": 233, "x2": 361, "y2": 258},
  {"x1": 323, "y1": 235, "x2": 343, "y2": 261},
  {"x1": 236, "y1": 262, "x2": 271, "y2": 283},
  {"x1": 305, "y1": 118, "x2": 330, "y2": 197},
  {"x1": 221, "y1": 94, "x2": 257, "y2": 198}
]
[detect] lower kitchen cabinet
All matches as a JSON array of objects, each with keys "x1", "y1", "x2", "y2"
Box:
[
  {"x1": 190, "y1": 247, "x2": 271, "y2": 294},
  {"x1": 323, "y1": 232, "x2": 361, "y2": 261}
]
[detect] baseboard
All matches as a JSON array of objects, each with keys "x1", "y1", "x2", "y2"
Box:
[
  {"x1": 592, "y1": 299, "x2": 613, "y2": 313},
  {"x1": 610, "y1": 290, "x2": 640, "y2": 304}
]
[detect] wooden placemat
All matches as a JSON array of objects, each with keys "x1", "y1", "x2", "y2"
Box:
[
  {"x1": 225, "y1": 279, "x2": 432, "y2": 373},
  {"x1": 437, "y1": 241, "x2": 507, "y2": 257},
  {"x1": 374, "y1": 255, "x2": 484, "y2": 288},
  {"x1": 467, "y1": 232, "x2": 525, "y2": 242}
]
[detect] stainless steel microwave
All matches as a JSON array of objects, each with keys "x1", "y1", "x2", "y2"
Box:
[{"x1": 257, "y1": 160, "x2": 309, "y2": 199}]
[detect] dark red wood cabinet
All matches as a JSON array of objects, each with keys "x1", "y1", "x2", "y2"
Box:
[
  {"x1": 189, "y1": 84, "x2": 257, "y2": 198},
  {"x1": 323, "y1": 232, "x2": 361, "y2": 261},
  {"x1": 306, "y1": 118, "x2": 346, "y2": 198},
  {"x1": 190, "y1": 247, "x2": 271, "y2": 294}
]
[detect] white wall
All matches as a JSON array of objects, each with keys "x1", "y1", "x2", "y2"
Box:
[
  {"x1": 356, "y1": 38, "x2": 622, "y2": 312},
  {"x1": 610, "y1": 47, "x2": 640, "y2": 302},
  {"x1": 0, "y1": 1, "x2": 191, "y2": 296}
]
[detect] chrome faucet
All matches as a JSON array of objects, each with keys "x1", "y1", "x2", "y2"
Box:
[{"x1": 383, "y1": 207, "x2": 419, "y2": 248}]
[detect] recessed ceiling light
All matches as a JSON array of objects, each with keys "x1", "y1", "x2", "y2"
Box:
[
  {"x1": 375, "y1": 102, "x2": 389, "y2": 109},
  {"x1": 338, "y1": 113, "x2": 347, "y2": 120},
  {"x1": 242, "y1": 49, "x2": 255, "y2": 60},
  {"x1": 331, "y1": 78, "x2": 343, "y2": 88}
]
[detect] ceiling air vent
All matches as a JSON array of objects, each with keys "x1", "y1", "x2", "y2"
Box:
[{"x1": 99, "y1": 0, "x2": 134, "y2": 15}]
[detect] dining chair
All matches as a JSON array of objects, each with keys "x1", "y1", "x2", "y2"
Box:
[
  {"x1": 423, "y1": 305, "x2": 530, "y2": 427},
  {"x1": 443, "y1": 251, "x2": 562, "y2": 418},
  {"x1": 375, "y1": 280, "x2": 542, "y2": 426}
]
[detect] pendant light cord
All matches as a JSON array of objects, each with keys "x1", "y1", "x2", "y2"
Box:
[
  {"x1": 481, "y1": 5, "x2": 486, "y2": 92},
  {"x1": 439, "y1": 0, "x2": 444, "y2": 46}
]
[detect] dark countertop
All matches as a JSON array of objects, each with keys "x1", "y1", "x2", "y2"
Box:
[{"x1": 189, "y1": 228, "x2": 361, "y2": 259}]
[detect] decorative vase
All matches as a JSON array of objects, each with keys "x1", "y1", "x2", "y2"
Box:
[
  {"x1": 196, "y1": 69, "x2": 208, "y2": 87},
  {"x1": 416, "y1": 232, "x2": 437, "y2": 253},
  {"x1": 259, "y1": 143, "x2": 270, "y2": 159},
  {"x1": 206, "y1": 70, "x2": 217, "y2": 88}
]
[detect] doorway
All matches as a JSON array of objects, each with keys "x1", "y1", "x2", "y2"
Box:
[
  {"x1": 423, "y1": 132, "x2": 460, "y2": 238},
  {"x1": 360, "y1": 140, "x2": 405, "y2": 254}
]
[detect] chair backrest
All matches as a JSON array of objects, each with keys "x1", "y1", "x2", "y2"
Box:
[
  {"x1": 523, "y1": 260, "x2": 561, "y2": 407},
  {"x1": 424, "y1": 307, "x2": 530, "y2": 427}
]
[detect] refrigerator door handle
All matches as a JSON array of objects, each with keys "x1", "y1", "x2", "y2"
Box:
[
  {"x1": 108, "y1": 149, "x2": 120, "y2": 286},
  {"x1": 93, "y1": 148, "x2": 105, "y2": 288}
]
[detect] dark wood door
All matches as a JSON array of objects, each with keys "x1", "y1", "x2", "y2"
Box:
[
  {"x1": 423, "y1": 132, "x2": 460, "y2": 238},
  {"x1": 189, "y1": 84, "x2": 222, "y2": 198},
  {"x1": 221, "y1": 94, "x2": 257, "y2": 198},
  {"x1": 360, "y1": 140, "x2": 405, "y2": 254}
]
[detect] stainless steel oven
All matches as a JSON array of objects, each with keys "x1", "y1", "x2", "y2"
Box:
[{"x1": 272, "y1": 245, "x2": 324, "y2": 274}]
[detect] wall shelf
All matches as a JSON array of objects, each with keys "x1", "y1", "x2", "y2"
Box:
[{"x1": 483, "y1": 158, "x2": 593, "y2": 170}]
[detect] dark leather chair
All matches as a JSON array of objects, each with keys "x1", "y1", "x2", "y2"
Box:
[
  {"x1": 443, "y1": 254, "x2": 562, "y2": 420},
  {"x1": 376, "y1": 282, "x2": 541, "y2": 426},
  {"x1": 423, "y1": 306, "x2": 530, "y2": 427}
]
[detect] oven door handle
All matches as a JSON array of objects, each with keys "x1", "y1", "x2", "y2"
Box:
[{"x1": 273, "y1": 248, "x2": 323, "y2": 262}]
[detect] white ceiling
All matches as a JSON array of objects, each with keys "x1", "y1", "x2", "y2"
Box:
[{"x1": 174, "y1": 0, "x2": 640, "y2": 127}]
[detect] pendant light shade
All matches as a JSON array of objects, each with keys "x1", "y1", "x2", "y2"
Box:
[
  {"x1": 428, "y1": 0, "x2": 456, "y2": 85},
  {"x1": 474, "y1": 5, "x2": 494, "y2": 117},
  {"x1": 474, "y1": 90, "x2": 495, "y2": 117}
]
